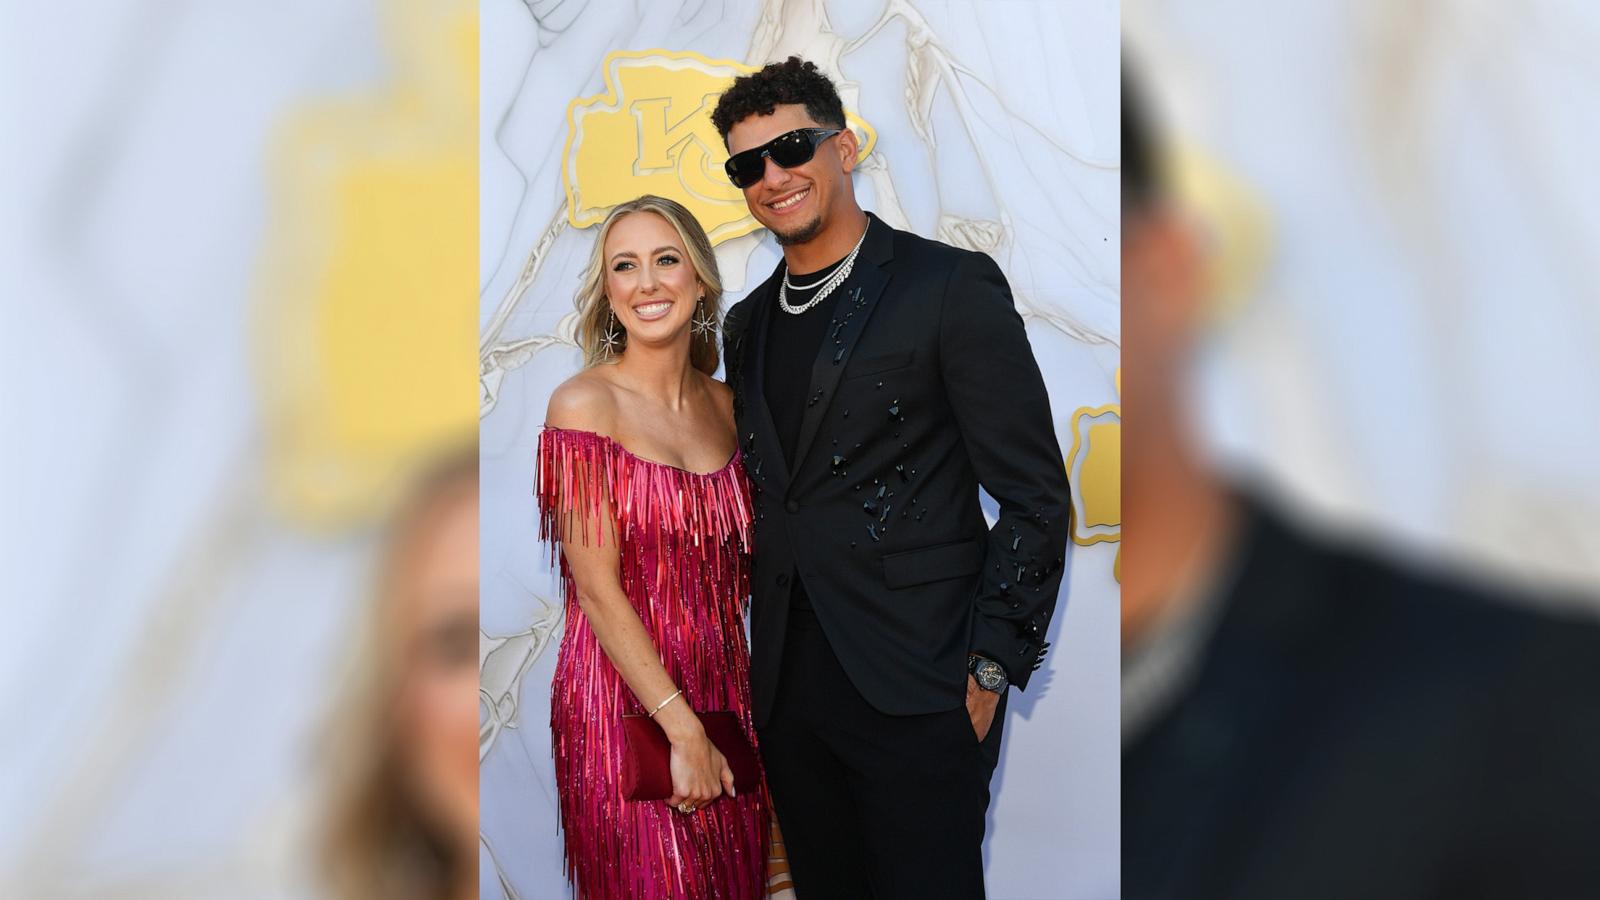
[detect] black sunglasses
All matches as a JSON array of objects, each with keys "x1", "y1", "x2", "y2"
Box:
[{"x1": 723, "y1": 127, "x2": 843, "y2": 188}]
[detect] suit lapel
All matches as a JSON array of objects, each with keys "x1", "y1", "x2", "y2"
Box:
[
  {"x1": 790, "y1": 214, "x2": 895, "y2": 476},
  {"x1": 744, "y1": 270, "x2": 792, "y2": 490}
]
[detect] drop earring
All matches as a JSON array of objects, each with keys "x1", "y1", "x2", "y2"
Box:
[
  {"x1": 600, "y1": 307, "x2": 624, "y2": 358},
  {"x1": 691, "y1": 294, "x2": 717, "y2": 340}
]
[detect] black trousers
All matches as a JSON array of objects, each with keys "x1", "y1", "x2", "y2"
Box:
[{"x1": 757, "y1": 606, "x2": 1007, "y2": 899}]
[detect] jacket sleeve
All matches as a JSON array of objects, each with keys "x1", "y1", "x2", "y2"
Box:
[{"x1": 937, "y1": 249, "x2": 1072, "y2": 691}]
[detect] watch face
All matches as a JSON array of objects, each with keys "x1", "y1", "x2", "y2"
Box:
[{"x1": 976, "y1": 660, "x2": 1005, "y2": 692}]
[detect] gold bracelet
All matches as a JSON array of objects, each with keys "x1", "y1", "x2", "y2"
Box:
[{"x1": 647, "y1": 689, "x2": 682, "y2": 718}]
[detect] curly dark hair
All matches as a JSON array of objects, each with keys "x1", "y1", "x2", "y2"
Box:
[
  {"x1": 1122, "y1": 62, "x2": 1162, "y2": 211},
  {"x1": 711, "y1": 56, "x2": 846, "y2": 146}
]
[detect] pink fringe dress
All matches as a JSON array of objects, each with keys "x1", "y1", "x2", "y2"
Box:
[{"x1": 536, "y1": 426, "x2": 769, "y2": 899}]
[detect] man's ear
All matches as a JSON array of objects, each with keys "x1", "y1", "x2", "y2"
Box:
[{"x1": 837, "y1": 126, "x2": 860, "y2": 174}]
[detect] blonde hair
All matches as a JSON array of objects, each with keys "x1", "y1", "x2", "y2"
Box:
[
  {"x1": 320, "y1": 449, "x2": 478, "y2": 900},
  {"x1": 574, "y1": 195, "x2": 723, "y2": 374}
]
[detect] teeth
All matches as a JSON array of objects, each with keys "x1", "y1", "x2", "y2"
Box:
[
  {"x1": 772, "y1": 188, "x2": 808, "y2": 209},
  {"x1": 635, "y1": 302, "x2": 671, "y2": 316}
]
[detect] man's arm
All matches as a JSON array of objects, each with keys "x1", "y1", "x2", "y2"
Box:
[{"x1": 937, "y1": 250, "x2": 1073, "y2": 693}]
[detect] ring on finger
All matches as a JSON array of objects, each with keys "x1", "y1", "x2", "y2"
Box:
[{"x1": 677, "y1": 801, "x2": 696, "y2": 814}]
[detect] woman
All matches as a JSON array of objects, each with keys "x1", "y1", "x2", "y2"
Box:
[
  {"x1": 322, "y1": 449, "x2": 480, "y2": 900},
  {"x1": 537, "y1": 195, "x2": 767, "y2": 899}
]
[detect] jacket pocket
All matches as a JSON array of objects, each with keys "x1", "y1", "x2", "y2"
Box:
[
  {"x1": 843, "y1": 349, "x2": 915, "y2": 381},
  {"x1": 881, "y1": 538, "x2": 985, "y2": 589}
]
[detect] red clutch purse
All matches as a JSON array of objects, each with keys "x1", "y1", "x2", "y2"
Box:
[{"x1": 620, "y1": 711, "x2": 763, "y2": 801}]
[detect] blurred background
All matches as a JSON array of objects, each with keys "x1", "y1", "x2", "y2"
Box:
[
  {"x1": 1124, "y1": 0, "x2": 1600, "y2": 594},
  {"x1": 2, "y1": 1, "x2": 478, "y2": 897},
  {"x1": 1123, "y1": 2, "x2": 1600, "y2": 898}
]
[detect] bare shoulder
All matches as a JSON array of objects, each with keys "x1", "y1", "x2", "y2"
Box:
[
  {"x1": 703, "y1": 372, "x2": 734, "y2": 407},
  {"x1": 545, "y1": 369, "x2": 620, "y2": 434},
  {"x1": 701, "y1": 372, "x2": 736, "y2": 424}
]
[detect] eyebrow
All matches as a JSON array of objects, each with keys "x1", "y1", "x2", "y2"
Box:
[{"x1": 609, "y1": 246, "x2": 682, "y2": 263}]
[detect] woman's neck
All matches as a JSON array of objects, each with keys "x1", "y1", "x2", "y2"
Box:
[{"x1": 613, "y1": 339, "x2": 698, "y2": 410}]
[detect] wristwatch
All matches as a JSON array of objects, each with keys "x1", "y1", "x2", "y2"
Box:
[{"x1": 968, "y1": 654, "x2": 1008, "y2": 694}]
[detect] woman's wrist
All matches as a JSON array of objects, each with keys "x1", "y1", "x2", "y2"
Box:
[
  {"x1": 646, "y1": 688, "x2": 682, "y2": 718},
  {"x1": 655, "y1": 702, "x2": 704, "y2": 745}
]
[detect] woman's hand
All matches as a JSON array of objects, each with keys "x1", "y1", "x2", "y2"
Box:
[{"x1": 662, "y1": 718, "x2": 736, "y2": 813}]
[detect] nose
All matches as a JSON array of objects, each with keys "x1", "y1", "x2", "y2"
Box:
[
  {"x1": 638, "y1": 262, "x2": 659, "y2": 292},
  {"x1": 761, "y1": 154, "x2": 791, "y2": 187}
]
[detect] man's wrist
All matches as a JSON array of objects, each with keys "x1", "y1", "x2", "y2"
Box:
[{"x1": 968, "y1": 654, "x2": 1009, "y2": 693}]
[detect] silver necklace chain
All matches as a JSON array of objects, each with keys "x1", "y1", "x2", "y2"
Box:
[
  {"x1": 783, "y1": 267, "x2": 835, "y2": 291},
  {"x1": 778, "y1": 225, "x2": 869, "y2": 315}
]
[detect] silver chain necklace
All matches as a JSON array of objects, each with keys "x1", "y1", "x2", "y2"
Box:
[
  {"x1": 778, "y1": 224, "x2": 869, "y2": 315},
  {"x1": 783, "y1": 267, "x2": 835, "y2": 291}
]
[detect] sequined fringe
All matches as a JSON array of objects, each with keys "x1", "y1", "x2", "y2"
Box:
[{"x1": 537, "y1": 427, "x2": 768, "y2": 900}]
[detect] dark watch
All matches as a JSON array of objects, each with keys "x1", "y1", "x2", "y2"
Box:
[{"x1": 968, "y1": 655, "x2": 1008, "y2": 693}]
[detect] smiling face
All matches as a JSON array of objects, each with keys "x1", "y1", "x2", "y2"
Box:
[
  {"x1": 390, "y1": 473, "x2": 479, "y2": 849},
  {"x1": 603, "y1": 210, "x2": 703, "y2": 351},
  {"x1": 726, "y1": 103, "x2": 859, "y2": 247}
]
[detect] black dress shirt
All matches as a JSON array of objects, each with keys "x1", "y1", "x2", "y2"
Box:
[{"x1": 764, "y1": 254, "x2": 851, "y2": 611}]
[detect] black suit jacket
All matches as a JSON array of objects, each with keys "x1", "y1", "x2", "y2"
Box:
[
  {"x1": 722, "y1": 212, "x2": 1072, "y2": 724},
  {"x1": 1123, "y1": 494, "x2": 1600, "y2": 899}
]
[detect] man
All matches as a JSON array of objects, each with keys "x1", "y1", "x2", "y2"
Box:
[
  {"x1": 1121, "y1": 66, "x2": 1600, "y2": 899},
  {"x1": 711, "y1": 57, "x2": 1071, "y2": 897}
]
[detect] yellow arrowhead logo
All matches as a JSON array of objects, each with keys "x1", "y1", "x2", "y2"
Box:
[{"x1": 563, "y1": 49, "x2": 876, "y2": 245}]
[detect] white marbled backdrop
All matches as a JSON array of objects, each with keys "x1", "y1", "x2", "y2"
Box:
[{"x1": 479, "y1": 1, "x2": 1120, "y2": 898}]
